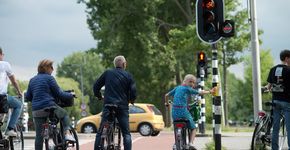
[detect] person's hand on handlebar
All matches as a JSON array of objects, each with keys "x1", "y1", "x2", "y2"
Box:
[
  {"x1": 71, "y1": 91, "x2": 77, "y2": 98},
  {"x1": 129, "y1": 100, "x2": 134, "y2": 105},
  {"x1": 97, "y1": 95, "x2": 104, "y2": 101}
]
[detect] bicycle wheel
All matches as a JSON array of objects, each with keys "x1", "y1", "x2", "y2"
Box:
[
  {"x1": 65, "y1": 126, "x2": 79, "y2": 150},
  {"x1": 114, "y1": 125, "x2": 121, "y2": 150},
  {"x1": 174, "y1": 128, "x2": 183, "y2": 150},
  {"x1": 44, "y1": 132, "x2": 57, "y2": 150},
  {"x1": 100, "y1": 125, "x2": 114, "y2": 150},
  {"x1": 11, "y1": 124, "x2": 24, "y2": 150},
  {"x1": 251, "y1": 117, "x2": 271, "y2": 150},
  {"x1": 278, "y1": 119, "x2": 287, "y2": 150}
]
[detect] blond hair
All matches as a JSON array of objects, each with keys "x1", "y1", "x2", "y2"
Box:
[
  {"x1": 38, "y1": 59, "x2": 53, "y2": 73},
  {"x1": 183, "y1": 74, "x2": 196, "y2": 83}
]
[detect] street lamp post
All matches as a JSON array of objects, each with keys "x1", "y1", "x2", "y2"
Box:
[{"x1": 66, "y1": 64, "x2": 87, "y2": 117}]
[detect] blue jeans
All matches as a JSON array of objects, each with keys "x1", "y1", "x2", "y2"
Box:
[
  {"x1": 94, "y1": 106, "x2": 131, "y2": 150},
  {"x1": 272, "y1": 100, "x2": 290, "y2": 150},
  {"x1": 7, "y1": 95, "x2": 23, "y2": 129}
]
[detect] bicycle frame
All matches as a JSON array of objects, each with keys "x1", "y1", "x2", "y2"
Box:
[{"x1": 42, "y1": 109, "x2": 79, "y2": 150}]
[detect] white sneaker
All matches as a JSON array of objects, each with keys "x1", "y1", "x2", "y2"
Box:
[{"x1": 6, "y1": 130, "x2": 17, "y2": 137}]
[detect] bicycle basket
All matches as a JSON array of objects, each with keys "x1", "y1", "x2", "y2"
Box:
[
  {"x1": 56, "y1": 90, "x2": 74, "y2": 107},
  {"x1": 0, "y1": 95, "x2": 8, "y2": 113},
  {"x1": 56, "y1": 97, "x2": 74, "y2": 107},
  {"x1": 189, "y1": 104, "x2": 201, "y2": 121}
]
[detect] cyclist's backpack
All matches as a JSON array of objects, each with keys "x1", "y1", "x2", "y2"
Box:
[{"x1": 0, "y1": 94, "x2": 8, "y2": 113}]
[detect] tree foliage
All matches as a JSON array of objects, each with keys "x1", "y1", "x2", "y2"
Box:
[
  {"x1": 56, "y1": 51, "x2": 105, "y2": 114},
  {"x1": 228, "y1": 50, "x2": 273, "y2": 121}
]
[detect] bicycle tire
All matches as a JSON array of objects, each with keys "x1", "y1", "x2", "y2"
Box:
[
  {"x1": 251, "y1": 117, "x2": 270, "y2": 150},
  {"x1": 100, "y1": 124, "x2": 114, "y2": 150},
  {"x1": 115, "y1": 125, "x2": 121, "y2": 150},
  {"x1": 278, "y1": 118, "x2": 287, "y2": 150},
  {"x1": 10, "y1": 124, "x2": 24, "y2": 150},
  {"x1": 44, "y1": 131, "x2": 58, "y2": 150},
  {"x1": 175, "y1": 128, "x2": 183, "y2": 150}
]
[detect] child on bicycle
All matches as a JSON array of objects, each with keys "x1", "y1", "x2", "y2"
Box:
[
  {"x1": 165, "y1": 74, "x2": 215, "y2": 149},
  {"x1": 25, "y1": 59, "x2": 76, "y2": 150}
]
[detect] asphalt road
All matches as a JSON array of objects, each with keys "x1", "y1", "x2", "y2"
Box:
[{"x1": 23, "y1": 131, "x2": 256, "y2": 150}]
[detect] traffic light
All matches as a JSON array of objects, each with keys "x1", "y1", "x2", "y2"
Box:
[
  {"x1": 220, "y1": 20, "x2": 235, "y2": 37},
  {"x1": 197, "y1": 52, "x2": 210, "y2": 78},
  {"x1": 196, "y1": 0, "x2": 224, "y2": 44},
  {"x1": 198, "y1": 51, "x2": 206, "y2": 67}
]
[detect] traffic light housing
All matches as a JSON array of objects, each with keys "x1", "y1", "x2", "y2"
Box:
[
  {"x1": 220, "y1": 20, "x2": 235, "y2": 37},
  {"x1": 197, "y1": 52, "x2": 210, "y2": 78},
  {"x1": 196, "y1": 0, "x2": 224, "y2": 44}
]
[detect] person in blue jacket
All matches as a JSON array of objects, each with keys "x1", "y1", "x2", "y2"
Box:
[
  {"x1": 93, "y1": 55, "x2": 137, "y2": 150},
  {"x1": 165, "y1": 74, "x2": 215, "y2": 149},
  {"x1": 25, "y1": 59, "x2": 76, "y2": 150}
]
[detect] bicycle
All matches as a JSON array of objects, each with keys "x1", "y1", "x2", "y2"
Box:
[
  {"x1": 98, "y1": 104, "x2": 121, "y2": 150},
  {"x1": 251, "y1": 89, "x2": 287, "y2": 150},
  {"x1": 0, "y1": 96, "x2": 24, "y2": 150},
  {"x1": 42, "y1": 107, "x2": 79, "y2": 150}
]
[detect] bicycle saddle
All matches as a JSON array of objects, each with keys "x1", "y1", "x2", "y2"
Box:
[
  {"x1": 174, "y1": 118, "x2": 189, "y2": 123},
  {"x1": 44, "y1": 107, "x2": 56, "y2": 113}
]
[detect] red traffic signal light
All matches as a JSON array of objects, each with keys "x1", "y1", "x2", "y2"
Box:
[
  {"x1": 196, "y1": 0, "x2": 224, "y2": 44},
  {"x1": 202, "y1": 0, "x2": 215, "y2": 10}
]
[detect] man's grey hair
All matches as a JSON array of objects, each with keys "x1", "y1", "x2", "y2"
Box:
[{"x1": 114, "y1": 55, "x2": 126, "y2": 68}]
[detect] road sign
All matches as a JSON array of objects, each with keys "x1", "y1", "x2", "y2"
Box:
[
  {"x1": 81, "y1": 110, "x2": 87, "y2": 117},
  {"x1": 81, "y1": 103, "x2": 87, "y2": 110}
]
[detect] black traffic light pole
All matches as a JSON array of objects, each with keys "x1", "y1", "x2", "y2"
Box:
[
  {"x1": 197, "y1": 53, "x2": 206, "y2": 134},
  {"x1": 211, "y1": 43, "x2": 222, "y2": 150}
]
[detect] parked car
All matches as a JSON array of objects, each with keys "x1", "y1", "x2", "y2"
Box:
[{"x1": 75, "y1": 103, "x2": 165, "y2": 136}]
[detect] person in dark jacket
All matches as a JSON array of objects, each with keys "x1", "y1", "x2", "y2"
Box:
[
  {"x1": 93, "y1": 55, "x2": 137, "y2": 150},
  {"x1": 25, "y1": 59, "x2": 75, "y2": 150}
]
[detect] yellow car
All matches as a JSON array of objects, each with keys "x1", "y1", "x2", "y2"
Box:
[{"x1": 75, "y1": 103, "x2": 164, "y2": 136}]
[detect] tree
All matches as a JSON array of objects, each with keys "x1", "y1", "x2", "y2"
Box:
[
  {"x1": 230, "y1": 49, "x2": 274, "y2": 121},
  {"x1": 57, "y1": 51, "x2": 105, "y2": 114},
  {"x1": 56, "y1": 77, "x2": 83, "y2": 120}
]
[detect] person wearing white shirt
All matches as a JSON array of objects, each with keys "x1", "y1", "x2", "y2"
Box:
[{"x1": 0, "y1": 47, "x2": 23, "y2": 137}]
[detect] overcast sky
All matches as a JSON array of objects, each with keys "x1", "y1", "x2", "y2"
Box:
[{"x1": 0, "y1": 0, "x2": 289, "y2": 81}]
